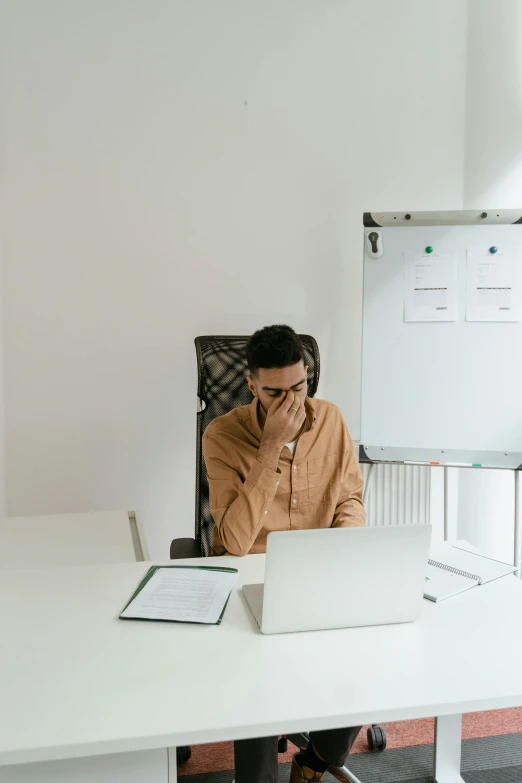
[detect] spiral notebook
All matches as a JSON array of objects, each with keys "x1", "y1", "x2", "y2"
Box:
[{"x1": 424, "y1": 540, "x2": 517, "y2": 602}]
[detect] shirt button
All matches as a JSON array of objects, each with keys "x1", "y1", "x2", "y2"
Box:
[
  {"x1": 293, "y1": 466, "x2": 297, "y2": 471},
  {"x1": 276, "y1": 481, "x2": 280, "y2": 486},
  {"x1": 264, "y1": 510, "x2": 268, "y2": 514},
  {"x1": 292, "y1": 499, "x2": 297, "y2": 504}
]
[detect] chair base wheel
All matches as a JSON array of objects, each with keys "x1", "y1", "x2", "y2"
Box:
[
  {"x1": 278, "y1": 737, "x2": 288, "y2": 753},
  {"x1": 176, "y1": 746, "x2": 192, "y2": 764},
  {"x1": 367, "y1": 725, "x2": 387, "y2": 752}
]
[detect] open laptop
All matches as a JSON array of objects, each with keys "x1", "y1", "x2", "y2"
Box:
[{"x1": 243, "y1": 525, "x2": 432, "y2": 634}]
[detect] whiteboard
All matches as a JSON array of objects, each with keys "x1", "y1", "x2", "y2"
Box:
[{"x1": 360, "y1": 212, "x2": 522, "y2": 469}]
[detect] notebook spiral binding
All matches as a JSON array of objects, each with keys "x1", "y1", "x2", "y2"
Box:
[{"x1": 428, "y1": 559, "x2": 482, "y2": 584}]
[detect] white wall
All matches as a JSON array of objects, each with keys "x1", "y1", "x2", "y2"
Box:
[
  {"x1": 0, "y1": 141, "x2": 5, "y2": 516},
  {"x1": 0, "y1": 236, "x2": 4, "y2": 518},
  {"x1": 458, "y1": 0, "x2": 522, "y2": 564},
  {"x1": 464, "y1": 0, "x2": 522, "y2": 210},
  {"x1": 0, "y1": 0, "x2": 467, "y2": 557}
]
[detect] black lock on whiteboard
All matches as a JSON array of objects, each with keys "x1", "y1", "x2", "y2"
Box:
[{"x1": 366, "y1": 230, "x2": 383, "y2": 259}]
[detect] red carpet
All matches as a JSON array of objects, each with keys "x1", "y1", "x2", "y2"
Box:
[{"x1": 178, "y1": 708, "x2": 522, "y2": 775}]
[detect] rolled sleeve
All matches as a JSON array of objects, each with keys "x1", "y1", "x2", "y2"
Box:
[
  {"x1": 203, "y1": 432, "x2": 281, "y2": 556},
  {"x1": 245, "y1": 459, "x2": 281, "y2": 498},
  {"x1": 332, "y1": 420, "x2": 366, "y2": 528}
]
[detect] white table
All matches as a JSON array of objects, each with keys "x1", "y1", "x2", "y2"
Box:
[
  {"x1": 1, "y1": 555, "x2": 522, "y2": 783},
  {"x1": 0, "y1": 510, "x2": 148, "y2": 569}
]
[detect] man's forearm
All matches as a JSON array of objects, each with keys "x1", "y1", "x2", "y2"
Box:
[
  {"x1": 332, "y1": 498, "x2": 366, "y2": 528},
  {"x1": 210, "y1": 457, "x2": 282, "y2": 556},
  {"x1": 257, "y1": 438, "x2": 283, "y2": 473}
]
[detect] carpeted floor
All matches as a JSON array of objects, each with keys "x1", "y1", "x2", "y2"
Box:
[
  {"x1": 179, "y1": 732, "x2": 522, "y2": 783},
  {"x1": 178, "y1": 708, "x2": 522, "y2": 779}
]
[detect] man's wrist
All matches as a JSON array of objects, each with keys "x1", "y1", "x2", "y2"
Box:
[
  {"x1": 257, "y1": 439, "x2": 283, "y2": 471},
  {"x1": 259, "y1": 435, "x2": 284, "y2": 454}
]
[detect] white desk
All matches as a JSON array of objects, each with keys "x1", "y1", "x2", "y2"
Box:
[
  {"x1": 1, "y1": 555, "x2": 522, "y2": 783},
  {"x1": 0, "y1": 510, "x2": 148, "y2": 569}
]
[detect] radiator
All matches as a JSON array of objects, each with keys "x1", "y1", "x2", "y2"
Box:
[{"x1": 360, "y1": 462, "x2": 431, "y2": 527}]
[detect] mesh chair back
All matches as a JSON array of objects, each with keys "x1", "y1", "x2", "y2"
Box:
[{"x1": 195, "y1": 335, "x2": 320, "y2": 556}]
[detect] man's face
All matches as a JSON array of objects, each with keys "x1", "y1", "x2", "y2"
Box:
[{"x1": 247, "y1": 362, "x2": 308, "y2": 415}]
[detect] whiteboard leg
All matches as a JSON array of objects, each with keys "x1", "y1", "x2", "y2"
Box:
[
  {"x1": 363, "y1": 462, "x2": 375, "y2": 508},
  {"x1": 444, "y1": 467, "x2": 450, "y2": 541},
  {"x1": 513, "y1": 470, "x2": 522, "y2": 579},
  {"x1": 168, "y1": 748, "x2": 177, "y2": 783},
  {"x1": 433, "y1": 714, "x2": 464, "y2": 783},
  {"x1": 443, "y1": 467, "x2": 459, "y2": 541}
]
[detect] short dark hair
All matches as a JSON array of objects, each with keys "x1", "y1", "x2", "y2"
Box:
[{"x1": 246, "y1": 325, "x2": 305, "y2": 375}]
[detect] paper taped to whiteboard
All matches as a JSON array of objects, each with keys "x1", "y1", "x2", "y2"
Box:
[
  {"x1": 404, "y1": 250, "x2": 458, "y2": 322},
  {"x1": 466, "y1": 248, "x2": 522, "y2": 322}
]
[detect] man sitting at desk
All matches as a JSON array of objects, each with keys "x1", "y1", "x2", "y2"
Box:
[{"x1": 203, "y1": 324, "x2": 365, "y2": 783}]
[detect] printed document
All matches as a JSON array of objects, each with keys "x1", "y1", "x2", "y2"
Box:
[
  {"x1": 120, "y1": 567, "x2": 237, "y2": 624},
  {"x1": 404, "y1": 251, "x2": 458, "y2": 322},
  {"x1": 466, "y1": 248, "x2": 522, "y2": 322}
]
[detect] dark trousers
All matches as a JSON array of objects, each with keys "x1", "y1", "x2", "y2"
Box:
[{"x1": 234, "y1": 726, "x2": 362, "y2": 783}]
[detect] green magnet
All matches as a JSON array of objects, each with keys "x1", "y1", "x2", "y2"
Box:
[{"x1": 425, "y1": 246, "x2": 433, "y2": 254}]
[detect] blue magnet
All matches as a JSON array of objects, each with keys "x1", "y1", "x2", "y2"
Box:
[{"x1": 489, "y1": 246, "x2": 498, "y2": 254}]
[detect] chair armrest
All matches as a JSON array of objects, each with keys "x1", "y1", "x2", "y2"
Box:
[{"x1": 170, "y1": 537, "x2": 201, "y2": 559}]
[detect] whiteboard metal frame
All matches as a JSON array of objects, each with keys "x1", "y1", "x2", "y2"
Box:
[{"x1": 364, "y1": 209, "x2": 522, "y2": 227}]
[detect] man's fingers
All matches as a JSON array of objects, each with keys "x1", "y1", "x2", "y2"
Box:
[
  {"x1": 285, "y1": 391, "x2": 298, "y2": 413},
  {"x1": 268, "y1": 391, "x2": 287, "y2": 414}
]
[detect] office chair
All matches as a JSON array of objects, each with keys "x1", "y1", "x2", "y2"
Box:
[{"x1": 170, "y1": 336, "x2": 386, "y2": 780}]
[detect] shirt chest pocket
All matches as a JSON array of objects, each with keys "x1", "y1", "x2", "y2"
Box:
[{"x1": 307, "y1": 454, "x2": 338, "y2": 501}]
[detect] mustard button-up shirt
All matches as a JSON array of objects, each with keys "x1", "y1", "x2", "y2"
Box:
[{"x1": 203, "y1": 396, "x2": 366, "y2": 556}]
